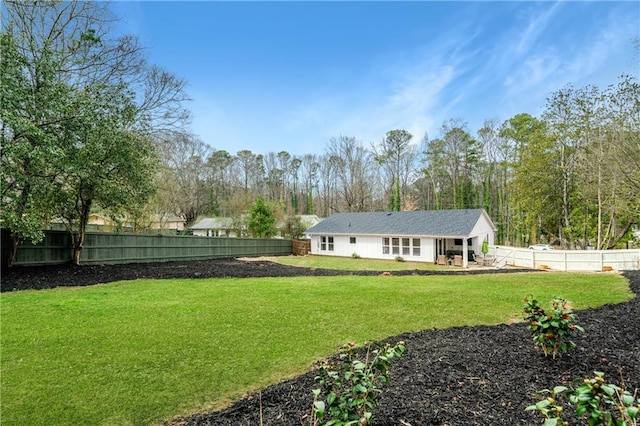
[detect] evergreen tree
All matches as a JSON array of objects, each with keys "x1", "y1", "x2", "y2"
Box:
[{"x1": 248, "y1": 197, "x2": 276, "y2": 238}]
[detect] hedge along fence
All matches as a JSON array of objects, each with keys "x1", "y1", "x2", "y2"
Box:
[{"x1": 1, "y1": 229, "x2": 293, "y2": 266}]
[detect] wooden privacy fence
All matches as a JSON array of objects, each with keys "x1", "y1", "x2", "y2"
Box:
[
  {"x1": 1, "y1": 230, "x2": 293, "y2": 266},
  {"x1": 292, "y1": 239, "x2": 311, "y2": 256},
  {"x1": 488, "y1": 245, "x2": 640, "y2": 271}
]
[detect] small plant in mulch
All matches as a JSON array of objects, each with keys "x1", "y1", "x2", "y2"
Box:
[
  {"x1": 523, "y1": 295, "x2": 585, "y2": 359},
  {"x1": 526, "y1": 371, "x2": 639, "y2": 426},
  {"x1": 311, "y1": 341, "x2": 406, "y2": 426}
]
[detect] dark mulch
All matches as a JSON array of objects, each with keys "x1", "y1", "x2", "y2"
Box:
[
  {"x1": 2, "y1": 258, "x2": 638, "y2": 426},
  {"x1": 0, "y1": 257, "x2": 531, "y2": 292}
]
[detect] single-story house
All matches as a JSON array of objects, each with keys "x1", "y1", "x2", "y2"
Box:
[
  {"x1": 299, "y1": 214, "x2": 322, "y2": 229},
  {"x1": 190, "y1": 217, "x2": 241, "y2": 237},
  {"x1": 149, "y1": 214, "x2": 186, "y2": 231},
  {"x1": 275, "y1": 215, "x2": 323, "y2": 235},
  {"x1": 305, "y1": 209, "x2": 496, "y2": 268},
  {"x1": 50, "y1": 213, "x2": 133, "y2": 232}
]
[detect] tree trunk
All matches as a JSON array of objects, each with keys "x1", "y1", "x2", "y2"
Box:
[
  {"x1": 607, "y1": 221, "x2": 633, "y2": 249},
  {"x1": 71, "y1": 198, "x2": 92, "y2": 265},
  {"x1": 3, "y1": 232, "x2": 21, "y2": 269},
  {"x1": 71, "y1": 219, "x2": 86, "y2": 266},
  {"x1": 72, "y1": 234, "x2": 83, "y2": 265}
]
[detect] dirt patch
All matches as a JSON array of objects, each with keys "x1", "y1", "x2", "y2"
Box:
[{"x1": 2, "y1": 259, "x2": 638, "y2": 425}]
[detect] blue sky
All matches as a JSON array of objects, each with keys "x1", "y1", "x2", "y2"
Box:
[{"x1": 112, "y1": 1, "x2": 639, "y2": 156}]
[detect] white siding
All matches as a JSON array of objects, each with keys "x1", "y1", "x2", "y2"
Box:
[
  {"x1": 470, "y1": 215, "x2": 495, "y2": 243},
  {"x1": 310, "y1": 234, "x2": 436, "y2": 263},
  {"x1": 422, "y1": 238, "x2": 436, "y2": 262},
  {"x1": 191, "y1": 229, "x2": 238, "y2": 237}
]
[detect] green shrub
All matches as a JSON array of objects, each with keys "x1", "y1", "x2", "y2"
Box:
[
  {"x1": 526, "y1": 371, "x2": 639, "y2": 426},
  {"x1": 523, "y1": 295, "x2": 584, "y2": 359},
  {"x1": 312, "y1": 341, "x2": 406, "y2": 425}
]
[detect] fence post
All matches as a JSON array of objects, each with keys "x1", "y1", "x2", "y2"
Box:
[{"x1": 531, "y1": 250, "x2": 535, "y2": 269}]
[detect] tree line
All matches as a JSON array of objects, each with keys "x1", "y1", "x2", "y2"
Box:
[
  {"x1": 2, "y1": 1, "x2": 638, "y2": 268},
  {"x1": 154, "y1": 74, "x2": 639, "y2": 252}
]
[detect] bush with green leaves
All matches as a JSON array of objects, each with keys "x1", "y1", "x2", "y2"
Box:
[
  {"x1": 523, "y1": 295, "x2": 585, "y2": 359},
  {"x1": 312, "y1": 341, "x2": 406, "y2": 426},
  {"x1": 526, "y1": 371, "x2": 639, "y2": 426}
]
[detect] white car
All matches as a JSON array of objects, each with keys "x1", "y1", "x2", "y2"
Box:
[{"x1": 529, "y1": 244, "x2": 554, "y2": 251}]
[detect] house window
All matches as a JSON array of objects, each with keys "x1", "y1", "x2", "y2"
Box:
[
  {"x1": 392, "y1": 238, "x2": 400, "y2": 255},
  {"x1": 382, "y1": 237, "x2": 421, "y2": 257},
  {"x1": 320, "y1": 236, "x2": 334, "y2": 251},
  {"x1": 402, "y1": 238, "x2": 410, "y2": 255},
  {"x1": 454, "y1": 238, "x2": 472, "y2": 246},
  {"x1": 350, "y1": 237, "x2": 356, "y2": 244},
  {"x1": 413, "y1": 239, "x2": 421, "y2": 256}
]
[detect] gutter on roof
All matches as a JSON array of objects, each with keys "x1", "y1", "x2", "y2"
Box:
[{"x1": 306, "y1": 232, "x2": 471, "y2": 238}]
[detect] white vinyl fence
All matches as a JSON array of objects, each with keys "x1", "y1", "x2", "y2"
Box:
[{"x1": 487, "y1": 246, "x2": 640, "y2": 271}]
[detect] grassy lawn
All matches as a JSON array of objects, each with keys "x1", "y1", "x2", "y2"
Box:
[
  {"x1": 1, "y1": 272, "x2": 633, "y2": 425},
  {"x1": 271, "y1": 254, "x2": 457, "y2": 271}
]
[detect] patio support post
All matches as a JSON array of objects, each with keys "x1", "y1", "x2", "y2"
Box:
[{"x1": 462, "y1": 238, "x2": 468, "y2": 268}]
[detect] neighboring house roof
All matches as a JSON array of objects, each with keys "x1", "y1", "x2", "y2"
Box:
[
  {"x1": 190, "y1": 217, "x2": 235, "y2": 230},
  {"x1": 306, "y1": 209, "x2": 495, "y2": 238},
  {"x1": 299, "y1": 214, "x2": 322, "y2": 226},
  {"x1": 276, "y1": 214, "x2": 323, "y2": 229}
]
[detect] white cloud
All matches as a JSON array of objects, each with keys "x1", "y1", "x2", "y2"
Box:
[
  {"x1": 563, "y1": 11, "x2": 638, "y2": 84},
  {"x1": 174, "y1": 1, "x2": 638, "y2": 156},
  {"x1": 514, "y1": 2, "x2": 564, "y2": 56}
]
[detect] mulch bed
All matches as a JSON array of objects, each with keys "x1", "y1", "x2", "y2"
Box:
[
  {"x1": 1, "y1": 257, "x2": 530, "y2": 292},
  {"x1": 2, "y1": 258, "x2": 638, "y2": 425}
]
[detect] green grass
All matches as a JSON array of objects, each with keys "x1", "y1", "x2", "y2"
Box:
[
  {"x1": 272, "y1": 254, "x2": 456, "y2": 271},
  {"x1": 0, "y1": 272, "x2": 633, "y2": 425}
]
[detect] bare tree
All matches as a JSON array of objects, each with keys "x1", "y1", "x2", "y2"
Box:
[
  {"x1": 373, "y1": 129, "x2": 417, "y2": 211},
  {"x1": 326, "y1": 136, "x2": 374, "y2": 212},
  {"x1": 300, "y1": 154, "x2": 320, "y2": 215},
  {"x1": 155, "y1": 132, "x2": 212, "y2": 225}
]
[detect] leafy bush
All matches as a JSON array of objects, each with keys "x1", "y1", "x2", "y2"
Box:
[
  {"x1": 523, "y1": 295, "x2": 584, "y2": 359},
  {"x1": 352, "y1": 252, "x2": 360, "y2": 259},
  {"x1": 526, "y1": 371, "x2": 639, "y2": 426},
  {"x1": 394, "y1": 256, "x2": 404, "y2": 262},
  {"x1": 312, "y1": 341, "x2": 406, "y2": 425}
]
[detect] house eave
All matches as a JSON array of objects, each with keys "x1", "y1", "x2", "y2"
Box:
[{"x1": 307, "y1": 232, "x2": 472, "y2": 239}]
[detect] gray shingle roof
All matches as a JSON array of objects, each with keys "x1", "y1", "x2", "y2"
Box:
[
  {"x1": 306, "y1": 209, "x2": 491, "y2": 238},
  {"x1": 190, "y1": 217, "x2": 234, "y2": 230}
]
